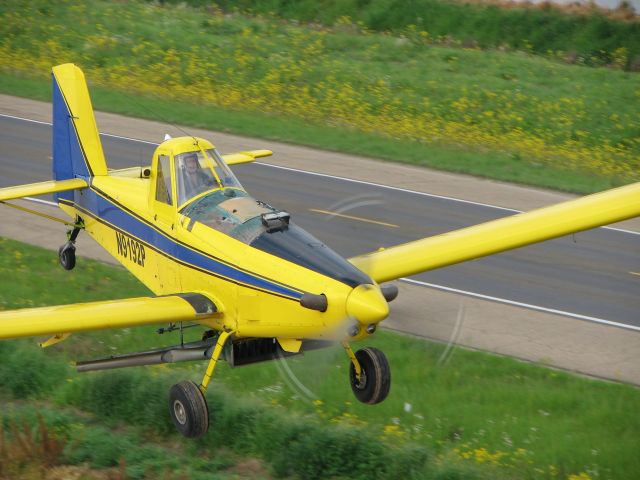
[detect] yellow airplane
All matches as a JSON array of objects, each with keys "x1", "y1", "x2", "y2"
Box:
[{"x1": 1, "y1": 64, "x2": 639, "y2": 438}]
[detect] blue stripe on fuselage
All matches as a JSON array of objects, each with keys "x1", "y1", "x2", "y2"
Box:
[{"x1": 74, "y1": 188, "x2": 302, "y2": 299}]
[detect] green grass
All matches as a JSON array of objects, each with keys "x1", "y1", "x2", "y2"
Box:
[
  {"x1": 1, "y1": 0, "x2": 639, "y2": 194},
  {"x1": 1, "y1": 236, "x2": 639, "y2": 479}
]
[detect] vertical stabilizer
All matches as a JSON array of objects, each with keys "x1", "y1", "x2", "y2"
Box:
[{"x1": 52, "y1": 64, "x2": 107, "y2": 194}]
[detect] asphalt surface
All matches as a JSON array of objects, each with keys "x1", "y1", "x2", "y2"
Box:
[
  {"x1": 1, "y1": 115, "x2": 639, "y2": 328},
  {"x1": 1, "y1": 96, "x2": 639, "y2": 385}
]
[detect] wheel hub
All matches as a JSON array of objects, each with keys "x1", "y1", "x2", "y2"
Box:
[
  {"x1": 173, "y1": 399, "x2": 187, "y2": 425},
  {"x1": 354, "y1": 371, "x2": 367, "y2": 390}
]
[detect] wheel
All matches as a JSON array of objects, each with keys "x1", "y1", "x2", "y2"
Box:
[
  {"x1": 58, "y1": 243, "x2": 76, "y2": 270},
  {"x1": 349, "y1": 347, "x2": 391, "y2": 404},
  {"x1": 168, "y1": 381, "x2": 209, "y2": 438}
]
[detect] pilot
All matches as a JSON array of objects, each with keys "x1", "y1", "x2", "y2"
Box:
[{"x1": 183, "y1": 153, "x2": 212, "y2": 197}]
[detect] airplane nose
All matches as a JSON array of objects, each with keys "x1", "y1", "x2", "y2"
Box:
[{"x1": 346, "y1": 284, "x2": 389, "y2": 325}]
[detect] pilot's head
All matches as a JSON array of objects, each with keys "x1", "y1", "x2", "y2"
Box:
[{"x1": 185, "y1": 153, "x2": 198, "y2": 172}]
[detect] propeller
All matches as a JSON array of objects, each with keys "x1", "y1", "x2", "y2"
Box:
[
  {"x1": 272, "y1": 190, "x2": 469, "y2": 405},
  {"x1": 274, "y1": 192, "x2": 399, "y2": 402},
  {"x1": 437, "y1": 299, "x2": 467, "y2": 367}
]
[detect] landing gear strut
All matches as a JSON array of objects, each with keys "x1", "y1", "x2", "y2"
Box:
[
  {"x1": 58, "y1": 222, "x2": 82, "y2": 270},
  {"x1": 168, "y1": 330, "x2": 232, "y2": 438},
  {"x1": 344, "y1": 343, "x2": 391, "y2": 404}
]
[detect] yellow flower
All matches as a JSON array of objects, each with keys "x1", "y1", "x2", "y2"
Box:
[{"x1": 567, "y1": 473, "x2": 593, "y2": 480}]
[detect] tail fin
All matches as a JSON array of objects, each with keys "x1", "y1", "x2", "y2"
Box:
[{"x1": 52, "y1": 64, "x2": 107, "y2": 193}]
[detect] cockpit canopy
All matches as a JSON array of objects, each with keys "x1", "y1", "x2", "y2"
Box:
[
  {"x1": 152, "y1": 136, "x2": 245, "y2": 210},
  {"x1": 175, "y1": 148, "x2": 243, "y2": 207},
  {"x1": 151, "y1": 136, "x2": 371, "y2": 287}
]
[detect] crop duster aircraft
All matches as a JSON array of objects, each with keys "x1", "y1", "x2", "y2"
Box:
[{"x1": 1, "y1": 64, "x2": 639, "y2": 438}]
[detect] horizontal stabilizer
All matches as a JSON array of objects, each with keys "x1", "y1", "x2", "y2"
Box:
[
  {"x1": 0, "y1": 178, "x2": 88, "y2": 202},
  {"x1": 223, "y1": 149, "x2": 272, "y2": 166},
  {"x1": 350, "y1": 182, "x2": 640, "y2": 283},
  {"x1": 0, "y1": 293, "x2": 217, "y2": 340}
]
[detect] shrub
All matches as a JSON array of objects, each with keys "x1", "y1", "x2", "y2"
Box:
[
  {"x1": 59, "y1": 368, "x2": 178, "y2": 433},
  {"x1": 61, "y1": 369, "x2": 429, "y2": 479},
  {"x1": 0, "y1": 341, "x2": 69, "y2": 399}
]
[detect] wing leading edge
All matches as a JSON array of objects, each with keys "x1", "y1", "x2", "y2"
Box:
[
  {"x1": 349, "y1": 182, "x2": 640, "y2": 284},
  {"x1": 0, "y1": 293, "x2": 218, "y2": 340}
]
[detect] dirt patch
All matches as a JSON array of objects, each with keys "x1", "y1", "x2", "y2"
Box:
[{"x1": 225, "y1": 457, "x2": 272, "y2": 479}]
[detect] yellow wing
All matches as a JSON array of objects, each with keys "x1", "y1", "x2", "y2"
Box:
[
  {"x1": 0, "y1": 178, "x2": 88, "y2": 202},
  {"x1": 0, "y1": 293, "x2": 217, "y2": 340},
  {"x1": 223, "y1": 149, "x2": 272, "y2": 166},
  {"x1": 349, "y1": 182, "x2": 640, "y2": 284}
]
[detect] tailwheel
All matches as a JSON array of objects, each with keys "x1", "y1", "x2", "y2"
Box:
[
  {"x1": 59, "y1": 224, "x2": 82, "y2": 271},
  {"x1": 58, "y1": 242, "x2": 76, "y2": 270},
  {"x1": 348, "y1": 347, "x2": 391, "y2": 404},
  {"x1": 169, "y1": 381, "x2": 209, "y2": 438}
]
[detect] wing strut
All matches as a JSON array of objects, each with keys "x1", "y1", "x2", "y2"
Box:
[{"x1": 0, "y1": 200, "x2": 74, "y2": 225}]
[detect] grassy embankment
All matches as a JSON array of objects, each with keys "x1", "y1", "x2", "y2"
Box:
[
  {"x1": 182, "y1": 0, "x2": 640, "y2": 68},
  {"x1": 1, "y1": 402, "x2": 268, "y2": 480},
  {"x1": 0, "y1": 0, "x2": 639, "y2": 194},
  {"x1": 1, "y1": 237, "x2": 639, "y2": 479}
]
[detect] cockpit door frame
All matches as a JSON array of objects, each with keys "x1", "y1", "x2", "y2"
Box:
[
  {"x1": 150, "y1": 148, "x2": 177, "y2": 231},
  {"x1": 149, "y1": 148, "x2": 182, "y2": 292}
]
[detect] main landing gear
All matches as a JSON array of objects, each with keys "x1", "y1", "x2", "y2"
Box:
[
  {"x1": 58, "y1": 221, "x2": 83, "y2": 271},
  {"x1": 169, "y1": 381, "x2": 209, "y2": 438},
  {"x1": 167, "y1": 335, "x2": 390, "y2": 438},
  {"x1": 168, "y1": 330, "x2": 232, "y2": 438},
  {"x1": 343, "y1": 343, "x2": 391, "y2": 404}
]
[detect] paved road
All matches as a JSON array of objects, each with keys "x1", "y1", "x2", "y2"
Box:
[
  {"x1": 2, "y1": 115, "x2": 638, "y2": 328},
  {"x1": 515, "y1": 0, "x2": 639, "y2": 11}
]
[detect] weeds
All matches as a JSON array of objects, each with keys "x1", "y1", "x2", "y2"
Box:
[
  {"x1": 0, "y1": 414, "x2": 65, "y2": 478},
  {"x1": 0, "y1": 405, "x2": 242, "y2": 480}
]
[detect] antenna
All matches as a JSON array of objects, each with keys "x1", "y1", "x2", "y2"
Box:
[{"x1": 118, "y1": 93, "x2": 196, "y2": 139}]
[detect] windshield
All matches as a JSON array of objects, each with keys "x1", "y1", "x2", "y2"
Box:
[
  {"x1": 250, "y1": 224, "x2": 372, "y2": 287},
  {"x1": 181, "y1": 190, "x2": 273, "y2": 244},
  {"x1": 175, "y1": 148, "x2": 243, "y2": 206}
]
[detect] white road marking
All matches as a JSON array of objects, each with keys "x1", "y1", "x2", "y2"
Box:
[
  {"x1": 24, "y1": 197, "x2": 57, "y2": 206},
  {"x1": 400, "y1": 277, "x2": 640, "y2": 332},
  {"x1": 256, "y1": 162, "x2": 640, "y2": 237}
]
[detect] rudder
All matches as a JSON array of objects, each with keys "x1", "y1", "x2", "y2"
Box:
[{"x1": 52, "y1": 64, "x2": 107, "y2": 196}]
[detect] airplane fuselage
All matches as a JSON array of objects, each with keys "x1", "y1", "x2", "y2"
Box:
[{"x1": 59, "y1": 169, "x2": 382, "y2": 344}]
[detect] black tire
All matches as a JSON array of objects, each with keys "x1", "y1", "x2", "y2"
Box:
[
  {"x1": 349, "y1": 347, "x2": 391, "y2": 404},
  {"x1": 58, "y1": 243, "x2": 76, "y2": 270},
  {"x1": 168, "y1": 381, "x2": 209, "y2": 438}
]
